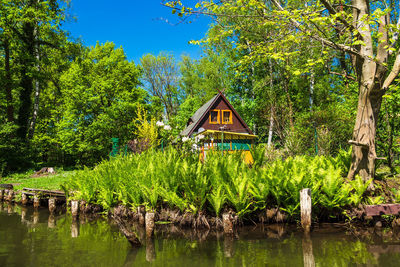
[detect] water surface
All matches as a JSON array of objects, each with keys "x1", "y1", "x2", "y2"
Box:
[{"x1": 1, "y1": 203, "x2": 400, "y2": 266}]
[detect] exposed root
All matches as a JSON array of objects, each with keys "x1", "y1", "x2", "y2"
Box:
[
  {"x1": 111, "y1": 214, "x2": 142, "y2": 247},
  {"x1": 194, "y1": 211, "x2": 210, "y2": 229}
]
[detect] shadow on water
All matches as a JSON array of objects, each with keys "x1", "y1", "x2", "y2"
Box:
[{"x1": 1, "y1": 203, "x2": 400, "y2": 266}]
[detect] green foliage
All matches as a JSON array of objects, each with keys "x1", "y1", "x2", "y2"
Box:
[
  {"x1": 65, "y1": 147, "x2": 369, "y2": 220},
  {"x1": 0, "y1": 122, "x2": 33, "y2": 176},
  {"x1": 56, "y1": 42, "x2": 145, "y2": 165},
  {"x1": 133, "y1": 105, "x2": 160, "y2": 149}
]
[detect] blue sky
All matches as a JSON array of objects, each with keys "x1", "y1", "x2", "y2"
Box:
[{"x1": 63, "y1": 1, "x2": 211, "y2": 64}]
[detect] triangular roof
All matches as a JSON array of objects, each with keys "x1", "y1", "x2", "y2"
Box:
[{"x1": 180, "y1": 91, "x2": 254, "y2": 137}]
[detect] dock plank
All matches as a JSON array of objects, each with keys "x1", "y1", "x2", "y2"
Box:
[
  {"x1": 22, "y1": 188, "x2": 66, "y2": 198},
  {"x1": 365, "y1": 204, "x2": 400, "y2": 216}
]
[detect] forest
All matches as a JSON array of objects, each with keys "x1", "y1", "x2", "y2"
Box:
[{"x1": 0, "y1": 0, "x2": 399, "y2": 182}]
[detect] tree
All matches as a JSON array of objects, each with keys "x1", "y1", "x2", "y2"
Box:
[
  {"x1": 57, "y1": 42, "x2": 145, "y2": 165},
  {"x1": 0, "y1": 0, "x2": 67, "y2": 140},
  {"x1": 140, "y1": 52, "x2": 182, "y2": 120},
  {"x1": 165, "y1": 0, "x2": 400, "y2": 182}
]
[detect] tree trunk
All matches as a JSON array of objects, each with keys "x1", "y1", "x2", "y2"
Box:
[
  {"x1": 267, "y1": 58, "x2": 274, "y2": 147},
  {"x1": 17, "y1": 22, "x2": 35, "y2": 140},
  {"x1": 283, "y1": 69, "x2": 294, "y2": 129},
  {"x1": 384, "y1": 108, "x2": 394, "y2": 172},
  {"x1": 4, "y1": 38, "x2": 14, "y2": 122},
  {"x1": 267, "y1": 106, "x2": 274, "y2": 147},
  {"x1": 28, "y1": 25, "x2": 41, "y2": 140},
  {"x1": 347, "y1": 0, "x2": 386, "y2": 182},
  {"x1": 347, "y1": 81, "x2": 384, "y2": 182}
]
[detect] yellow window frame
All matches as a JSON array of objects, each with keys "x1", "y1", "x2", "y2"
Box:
[
  {"x1": 209, "y1": 109, "x2": 220, "y2": 124},
  {"x1": 221, "y1": 110, "x2": 233, "y2": 124}
]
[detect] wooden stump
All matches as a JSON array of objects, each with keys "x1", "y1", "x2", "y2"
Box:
[
  {"x1": 145, "y1": 212, "x2": 155, "y2": 239},
  {"x1": 21, "y1": 193, "x2": 28, "y2": 205},
  {"x1": 300, "y1": 188, "x2": 312, "y2": 233},
  {"x1": 71, "y1": 200, "x2": 79, "y2": 217},
  {"x1": 48, "y1": 198, "x2": 56, "y2": 214},
  {"x1": 33, "y1": 195, "x2": 40, "y2": 209},
  {"x1": 222, "y1": 212, "x2": 234, "y2": 235}
]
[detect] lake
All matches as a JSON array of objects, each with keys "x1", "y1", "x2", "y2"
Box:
[{"x1": 1, "y1": 203, "x2": 400, "y2": 266}]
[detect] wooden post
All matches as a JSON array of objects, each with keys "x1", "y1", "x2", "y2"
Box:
[
  {"x1": 300, "y1": 188, "x2": 312, "y2": 233},
  {"x1": 145, "y1": 212, "x2": 155, "y2": 239},
  {"x1": 222, "y1": 212, "x2": 234, "y2": 235},
  {"x1": 48, "y1": 198, "x2": 56, "y2": 214},
  {"x1": 33, "y1": 195, "x2": 40, "y2": 209},
  {"x1": 21, "y1": 193, "x2": 28, "y2": 205},
  {"x1": 71, "y1": 200, "x2": 79, "y2": 217}
]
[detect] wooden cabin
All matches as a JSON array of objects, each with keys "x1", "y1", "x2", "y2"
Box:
[{"x1": 180, "y1": 91, "x2": 257, "y2": 163}]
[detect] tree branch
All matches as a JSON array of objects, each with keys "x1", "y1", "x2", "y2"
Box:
[
  {"x1": 328, "y1": 70, "x2": 356, "y2": 81},
  {"x1": 382, "y1": 52, "x2": 400, "y2": 89},
  {"x1": 376, "y1": 14, "x2": 389, "y2": 65},
  {"x1": 270, "y1": 0, "x2": 360, "y2": 56},
  {"x1": 319, "y1": 0, "x2": 354, "y2": 32}
]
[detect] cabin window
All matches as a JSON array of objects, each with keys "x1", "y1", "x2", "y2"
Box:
[
  {"x1": 209, "y1": 110, "x2": 220, "y2": 124},
  {"x1": 222, "y1": 110, "x2": 232, "y2": 124}
]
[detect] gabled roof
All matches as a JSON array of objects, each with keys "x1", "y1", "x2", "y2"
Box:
[
  {"x1": 180, "y1": 91, "x2": 254, "y2": 137},
  {"x1": 180, "y1": 94, "x2": 219, "y2": 136}
]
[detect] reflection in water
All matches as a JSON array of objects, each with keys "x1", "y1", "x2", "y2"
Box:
[
  {"x1": 1, "y1": 205, "x2": 400, "y2": 267},
  {"x1": 33, "y1": 210, "x2": 40, "y2": 225},
  {"x1": 223, "y1": 236, "x2": 234, "y2": 258},
  {"x1": 71, "y1": 220, "x2": 80, "y2": 238},
  {"x1": 302, "y1": 233, "x2": 315, "y2": 267},
  {"x1": 122, "y1": 248, "x2": 138, "y2": 267},
  {"x1": 48, "y1": 214, "x2": 56, "y2": 228},
  {"x1": 145, "y1": 238, "x2": 156, "y2": 262},
  {"x1": 7, "y1": 203, "x2": 14, "y2": 214},
  {"x1": 21, "y1": 207, "x2": 28, "y2": 223}
]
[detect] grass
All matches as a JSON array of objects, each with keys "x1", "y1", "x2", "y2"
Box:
[{"x1": 0, "y1": 169, "x2": 77, "y2": 191}]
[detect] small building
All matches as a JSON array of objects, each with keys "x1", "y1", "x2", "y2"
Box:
[{"x1": 180, "y1": 91, "x2": 257, "y2": 163}]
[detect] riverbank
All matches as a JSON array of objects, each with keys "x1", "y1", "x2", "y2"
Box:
[{"x1": 2, "y1": 148, "x2": 400, "y2": 230}]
